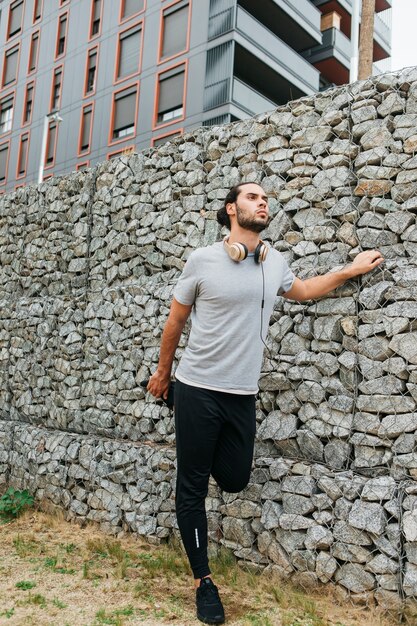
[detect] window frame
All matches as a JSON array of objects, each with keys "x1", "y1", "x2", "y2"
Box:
[
  {"x1": 32, "y1": 0, "x2": 43, "y2": 24},
  {"x1": 22, "y1": 81, "x2": 35, "y2": 127},
  {"x1": 78, "y1": 101, "x2": 95, "y2": 157},
  {"x1": 89, "y1": 0, "x2": 103, "y2": 40},
  {"x1": 7, "y1": 0, "x2": 25, "y2": 41},
  {"x1": 76, "y1": 160, "x2": 90, "y2": 171},
  {"x1": 157, "y1": 0, "x2": 190, "y2": 65},
  {"x1": 16, "y1": 131, "x2": 30, "y2": 180},
  {"x1": 114, "y1": 19, "x2": 143, "y2": 85},
  {"x1": 108, "y1": 82, "x2": 139, "y2": 147},
  {"x1": 55, "y1": 11, "x2": 69, "y2": 60},
  {"x1": 44, "y1": 121, "x2": 59, "y2": 170},
  {"x1": 151, "y1": 128, "x2": 183, "y2": 147},
  {"x1": 49, "y1": 65, "x2": 64, "y2": 113},
  {"x1": 153, "y1": 60, "x2": 187, "y2": 130},
  {"x1": 2, "y1": 43, "x2": 20, "y2": 89},
  {"x1": 0, "y1": 140, "x2": 11, "y2": 187},
  {"x1": 27, "y1": 30, "x2": 40, "y2": 75},
  {"x1": 0, "y1": 92, "x2": 15, "y2": 137},
  {"x1": 119, "y1": 0, "x2": 146, "y2": 24},
  {"x1": 83, "y1": 45, "x2": 99, "y2": 98},
  {"x1": 107, "y1": 144, "x2": 135, "y2": 160}
]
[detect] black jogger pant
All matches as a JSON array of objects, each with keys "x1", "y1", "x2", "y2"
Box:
[{"x1": 174, "y1": 379, "x2": 256, "y2": 579}]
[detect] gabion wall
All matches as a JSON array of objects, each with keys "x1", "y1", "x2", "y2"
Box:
[{"x1": 2, "y1": 68, "x2": 417, "y2": 611}]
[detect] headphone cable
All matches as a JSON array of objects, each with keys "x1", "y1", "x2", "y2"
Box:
[{"x1": 260, "y1": 262, "x2": 272, "y2": 360}]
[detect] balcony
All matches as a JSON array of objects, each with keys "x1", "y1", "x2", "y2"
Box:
[
  {"x1": 373, "y1": 12, "x2": 391, "y2": 60},
  {"x1": 234, "y1": 6, "x2": 320, "y2": 96},
  {"x1": 312, "y1": 0, "x2": 391, "y2": 14},
  {"x1": 208, "y1": 0, "x2": 322, "y2": 50},
  {"x1": 303, "y1": 26, "x2": 351, "y2": 85},
  {"x1": 232, "y1": 77, "x2": 276, "y2": 116},
  {"x1": 237, "y1": 0, "x2": 322, "y2": 51}
]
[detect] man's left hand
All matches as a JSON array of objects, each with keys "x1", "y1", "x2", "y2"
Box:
[{"x1": 349, "y1": 250, "x2": 384, "y2": 277}]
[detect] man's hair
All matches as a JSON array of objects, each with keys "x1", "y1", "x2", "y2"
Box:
[{"x1": 217, "y1": 183, "x2": 255, "y2": 230}]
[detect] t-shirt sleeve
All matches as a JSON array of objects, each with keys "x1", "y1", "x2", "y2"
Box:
[
  {"x1": 278, "y1": 257, "x2": 296, "y2": 295},
  {"x1": 173, "y1": 253, "x2": 199, "y2": 305}
]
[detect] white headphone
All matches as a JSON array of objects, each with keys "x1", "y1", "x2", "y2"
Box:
[{"x1": 223, "y1": 237, "x2": 268, "y2": 263}]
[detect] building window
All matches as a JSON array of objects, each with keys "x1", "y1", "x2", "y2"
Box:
[
  {"x1": 56, "y1": 13, "x2": 68, "y2": 58},
  {"x1": 76, "y1": 161, "x2": 89, "y2": 171},
  {"x1": 160, "y1": 1, "x2": 189, "y2": 61},
  {"x1": 116, "y1": 23, "x2": 142, "y2": 81},
  {"x1": 120, "y1": 0, "x2": 144, "y2": 22},
  {"x1": 90, "y1": 0, "x2": 102, "y2": 37},
  {"x1": 45, "y1": 122, "x2": 57, "y2": 166},
  {"x1": 0, "y1": 143, "x2": 9, "y2": 184},
  {"x1": 107, "y1": 145, "x2": 135, "y2": 160},
  {"x1": 85, "y1": 47, "x2": 98, "y2": 95},
  {"x1": 50, "y1": 67, "x2": 63, "y2": 112},
  {"x1": 33, "y1": 0, "x2": 42, "y2": 23},
  {"x1": 0, "y1": 95, "x2": 14, "y2": 135},
  {"x1": 152, "y1": 130, "x2": 181, "y2": 147},
  {"x1": 79, "y1": 104, "x2": 93, "y2": 154},
  {"x1": 23, "y1": 83, "x2": 34, "y2": 124},
  {"x1": 7, "y1": 0, "x2": 24, "y2": 39},
  {"x1": 28, "y1": 31, "x2": 40, "y2": 73},
  {"x1": 111, "y1": 85, "x2": 137, "y2": 141},
  {"x1": 2, "y1": 45, "x2": 19, "y2": 88},
  {"x1": 156, "y1": 64, "x2": 185, "y2": 125},
  {"x1": 17, "y1": 133, "x2": 29, "y2": 177}
]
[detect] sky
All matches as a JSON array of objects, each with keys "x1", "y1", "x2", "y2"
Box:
[{"x1": 391, "y1": 0, "x2": 417, "y2": 71}]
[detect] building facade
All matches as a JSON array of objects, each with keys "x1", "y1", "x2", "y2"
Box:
[{"x1": 0, "y1": 0, "x2": 392, "y2": 192}]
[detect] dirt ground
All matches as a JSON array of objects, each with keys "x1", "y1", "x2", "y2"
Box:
[{"x1": 0, "y1": 509, "x2": 411, "y2": 626}]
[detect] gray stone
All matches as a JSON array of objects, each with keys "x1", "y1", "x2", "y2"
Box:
[
  {"x1": 316, "y1": 551, "x2": 337, "y2": 583},
  {"x1": 261, "y1": 500, "x2": 283, "y2": 530},
  {"x1": 279, "y1": 514, "x2": 316, "y2": 530},
  {"x1": 379, "y1": 413, "x2": 417, "y2": 437},
  {"x1": 281, "y1": 476, "x2": 316, "y2": 496},
  {"x1": 389, "y1": 332, "x2": 417, "y2": 365},
  {"x1": 403, "y1": 511, "x2": 417, "y2": 542},
  {"x1": 335, "y1": 563, "x2": 375, "y2": 593},
  {"x1": 361, "y1": 477, "x2": 396, "y2": 501},
  {"x1": 305, "y1": 525, "x2": 333, "y2": 550},
  {"x1": 348, "y1": 501, "x2": 386, "y2": 535},
  {"x1": 257, "y1": 413, "x2": 297, "y2": 442},
  {"x1": 403, "y1": 564, "x2": 417, "y2": 597},
  {"x1": 282, "y1": 493, "x2": 315, "y2": 516}
]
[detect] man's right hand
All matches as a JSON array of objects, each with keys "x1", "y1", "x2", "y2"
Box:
[{"x1": 147, "y1": 370, "x2": 171, "y2": 400}]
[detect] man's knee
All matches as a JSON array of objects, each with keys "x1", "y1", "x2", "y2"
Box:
[{"x1": 215, "y1": 474, "x2": 250, "y2": 494}]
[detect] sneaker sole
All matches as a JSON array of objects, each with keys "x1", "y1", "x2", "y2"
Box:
[{"x1": 196, "y1": 611, "x2": 225, "y2": 625}]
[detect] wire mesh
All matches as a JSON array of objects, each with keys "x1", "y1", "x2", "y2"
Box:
[{"x1": 1, "y1": 67, "x2": 417, "y2": 618}]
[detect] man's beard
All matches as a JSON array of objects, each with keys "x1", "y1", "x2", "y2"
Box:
[{"x1": 236, "y1": 205, "x2": 269, "y2": 233}]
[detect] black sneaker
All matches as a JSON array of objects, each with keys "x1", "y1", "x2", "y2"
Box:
[{"x1": 196, "y1": 578, "x2": 225, "y2": 624}]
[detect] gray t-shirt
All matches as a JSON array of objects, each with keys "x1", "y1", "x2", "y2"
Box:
[{"x1": 173, "y1": 241, "x2": 295, "y2": 394}]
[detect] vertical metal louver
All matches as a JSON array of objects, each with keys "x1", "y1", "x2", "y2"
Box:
[
  {"x1": 202, "y1": 114, "x2": 231, "y2": 126},
  {"x1": 208, "y1": 0, "x2": 236, "y2": 40},
  {"x1": 204, "y1": 41, "x2": 233, "y2": 111}
]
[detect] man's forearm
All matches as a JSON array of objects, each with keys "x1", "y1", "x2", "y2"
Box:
[
  {"x1": 301, "y1": 265, "x2": 356, "y2": 301},
  {"x1": 156, "y1": 317, "x2": 186, "y2": 376}
]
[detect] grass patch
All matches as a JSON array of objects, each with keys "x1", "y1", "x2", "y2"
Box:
[
  {"x1": 0, "y1": 509, "x2": 401, "y2": 626},
  {"x1": 13, "y1": 534, "x2": 41, "y2": 557},
  {"x1": 24, "y1": 593, "x2": 47, "y2": 608},
  {"x1": 94, "y1": 605, "x2": 135, "y2": 625},
  {"x1": 52, "y1": 597, "x2": 67, "y2": 609},
  {"x1": 15, "y1": 580, "x2": 36, "y2": 590}
]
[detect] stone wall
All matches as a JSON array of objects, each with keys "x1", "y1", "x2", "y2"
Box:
[{"x1": 2, "y1": 68, "x2": 417, "y2": 608}]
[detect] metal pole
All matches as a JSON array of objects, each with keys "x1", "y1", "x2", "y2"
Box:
[
  {"x1": 38, "y1": 114, "x2": 49, "y2": 184},
  {"x1": 350, "y1": 0, "x2": 361, "y2": 82}
]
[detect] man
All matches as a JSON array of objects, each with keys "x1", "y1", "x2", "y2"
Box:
[{"x1": 147, "y1": 182, "x2": 383, "y2": 624}]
